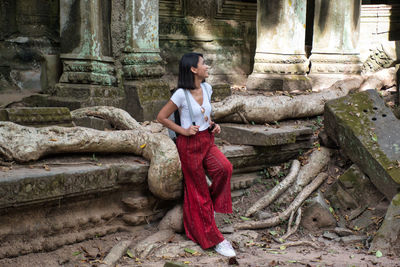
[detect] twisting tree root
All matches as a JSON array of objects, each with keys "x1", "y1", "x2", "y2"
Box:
[
  {"x1": 235, "y1": 173, "x2": 328, "y2": 230},
  {"x1": 245, "y1": 160, "x2": 301, "y2": 217},
  {"x1": 281, "y1": 208, "x2": 302, "y2": 241}
]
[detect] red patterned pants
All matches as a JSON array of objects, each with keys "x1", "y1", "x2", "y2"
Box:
[{"x1": 176, "y1": 130, "x2": 233, "y2": 249}]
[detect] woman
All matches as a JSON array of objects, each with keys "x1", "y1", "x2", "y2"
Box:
[{"x1": 157, "y1": 52, "x2": 236, "y2": 257}]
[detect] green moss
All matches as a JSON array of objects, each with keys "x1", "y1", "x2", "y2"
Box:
[
  {"x1": 392, "y1": 193, "x2": 400, "y2": 206},
  {"x1": 135, "y1": 80, "x2": 170, "y2": 103},
  {"x1": 327, "y1": 91, "x2": 400, "y2": 184}
]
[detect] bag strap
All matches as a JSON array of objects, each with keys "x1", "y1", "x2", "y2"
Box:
[{"x1": 183, "y1": 89, "x2": 196, "y2": 126}]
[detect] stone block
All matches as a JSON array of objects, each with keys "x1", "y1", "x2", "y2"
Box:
[
  {"x1": 324, "y1": 89, "x2": 400, "y2": 200},
  {"x1": 301, "y1": 191, "x2": 337, "y2": 231},
  {"x1": 349, "y1": 199, "x2": 388, "y2": 231},
  {"x1": 22, "y1": 84, "x2": 125, "y2": 111},
  {"x1": 219, "y1": 123, "x2": 313, "y2": 146},
  {"x1": 0, "y1": 155, "x2": 148, "y2": 210},
  {"x1": 40, "y1": 54, "x2": 62, "y2": 94},
  {"x1": 124, "y1": 79, "x2": 170, "y2": 122},
  {"x1": 230, "y1": 172, "x2": 259, "y2": 191},
  {"x1": 338, "y1": 165, "x2": 384, "y2": 208},
  {"x1": 0, "y1": 107, "x2": 73, "y2": 127},
  {"x1": 246, "y1": 73, "x2": 312, "y2": 92},
  {"x1": 370, "y1": 193, "x2": 400, "y2": 255}
]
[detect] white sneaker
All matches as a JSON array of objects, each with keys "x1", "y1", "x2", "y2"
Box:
[{"x1": 214, "y1": 239, "x2": 236, "y2": 257}]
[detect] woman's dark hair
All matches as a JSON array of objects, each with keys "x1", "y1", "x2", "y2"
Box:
[{"x1": 177, "y1": 52, "x2": 203, "y2": 90}]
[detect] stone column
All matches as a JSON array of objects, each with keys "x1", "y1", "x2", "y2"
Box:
[
  {"x1": 122, "y1": 0, "x2": 169, "y2": 121},
  {"x1": 246, "y1": 0, "x2": 310, "y2": 91},
  {"x1": 309, "y1": 0, "x2": 362, "y2": 87},
  {"x1": 54, "y1": 0, "x2": 122, "y2": 109}
]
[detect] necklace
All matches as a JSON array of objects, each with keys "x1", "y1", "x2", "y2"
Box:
[{"x1": 200, "y1": 106, "x2": 208, "y2": 122}]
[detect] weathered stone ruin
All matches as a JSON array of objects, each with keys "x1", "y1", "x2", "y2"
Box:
[
  {"x1": 324, "y1": 89, "x2": 400, "y2": 255},
  {"x1": 0, "y1": 0, "x2": 400, "y2": 264}
]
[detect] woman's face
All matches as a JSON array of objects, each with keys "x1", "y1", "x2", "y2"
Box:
[{"x1": 193, "y1": 56, "x2": 209, "y2": 79}]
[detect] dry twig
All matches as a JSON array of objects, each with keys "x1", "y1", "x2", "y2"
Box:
[{"x1": 273, "y1": 240, "x2": 319, "y2": 249}]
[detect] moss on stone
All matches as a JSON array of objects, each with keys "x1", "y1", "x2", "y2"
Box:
[
  {"x1": 392, "y1": 193, "x2": 400, "y2": 206},
  {"x1": 326, "y1": 91, "x2": 400, "y2": 185}
]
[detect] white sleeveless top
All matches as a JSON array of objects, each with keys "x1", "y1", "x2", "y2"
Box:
[{"x1": 171, "y1": 82, "x2": 213, "y2": 132}]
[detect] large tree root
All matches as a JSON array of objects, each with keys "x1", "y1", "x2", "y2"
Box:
[
  {"x1": 359, "y1": 67, "x2": 396, "y2": 92},
  {"x1": 71, "y1": 106, "x2": 143, "y2": 130},
  {"x1": 99, "y1": 240, "x2": 132, "y2": 267},
  {"x1": 132, "y1": 229, "x2": 175, "y2": 259},
  {"x1": 245, "y1": 160, "x2": 300, "y2": 217},
  {"x1": 0, "y1": 121, "x2": 182, "y2": 200},
  {"x1": 213, "y1": 77, "x2": 363, "y2": 124},
  {"x1": 235, "y1": 173, "x2": 328, "y2": 230},
  {"x1": 277, "y1": 147, "x2": 332, "y2": 204}
]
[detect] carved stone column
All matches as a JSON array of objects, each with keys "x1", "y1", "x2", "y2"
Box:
[
  {"x1": 309, "y1": 0, "x2": 362, "y2": 84},
  {"x1": 246, "y1": 0, "x2": 311, "y2": 91},
  {"x1": 123, "y1": 0, "x2": 169, "y2": 121},
  {"x1": 54, "y1": 0, "x2": 122, "y2": 109}
]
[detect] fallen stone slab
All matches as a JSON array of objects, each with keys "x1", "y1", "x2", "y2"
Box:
[
  {"x1": 370, "y1": 192, "x2": 400, "y2": 255},
  {"x1": 219, "y1": 123, "x2": 313, "y2": 146},
  {"x1": 324, "y1": 89, "x2": 400, "y2": 200}
]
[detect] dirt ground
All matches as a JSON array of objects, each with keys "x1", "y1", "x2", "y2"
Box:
[{"x1": 1, "y1": 149, "x2": 399, "y2": 267}]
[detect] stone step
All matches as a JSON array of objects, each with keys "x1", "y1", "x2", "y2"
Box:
[
  {"x1": 0, "y1": 154, "x2": 149, "y2": 210},
  {"x1": 0, "y1": 107, "x2": 73, "y2": 127},
  {"x1": 230, "y1": 172, "x2": 260, "y2": 191},
  {"x1": 219, "y1": 123, "x2": 313, "y2": 146},
  {"x1": 221, "y1": 138, "x2": 315, "y2": 172}
]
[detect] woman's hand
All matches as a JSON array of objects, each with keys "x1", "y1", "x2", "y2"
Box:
[
  {"x1": 211, "y1": 122, "x2": 221, "y2": 134},
  {"x1": 185, "y1": 125, "x2": 200, "y2": 136}
]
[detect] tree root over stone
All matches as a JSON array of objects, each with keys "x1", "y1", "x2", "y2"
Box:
[
  {"x1": 213, "y1": 77, "x2": 363, "y2": 124},
  {"x1": 0, "y1": 106, "x2": 182, "y2": 200}
]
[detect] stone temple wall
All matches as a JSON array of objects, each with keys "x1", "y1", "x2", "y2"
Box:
[{"x1": 0, "y1": 0, "x2": 399, "y2": 110}]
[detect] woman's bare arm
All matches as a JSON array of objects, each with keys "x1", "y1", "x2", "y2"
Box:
[{"x1": 157, "y1": 100, "x2": 199, "y2": 136}]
